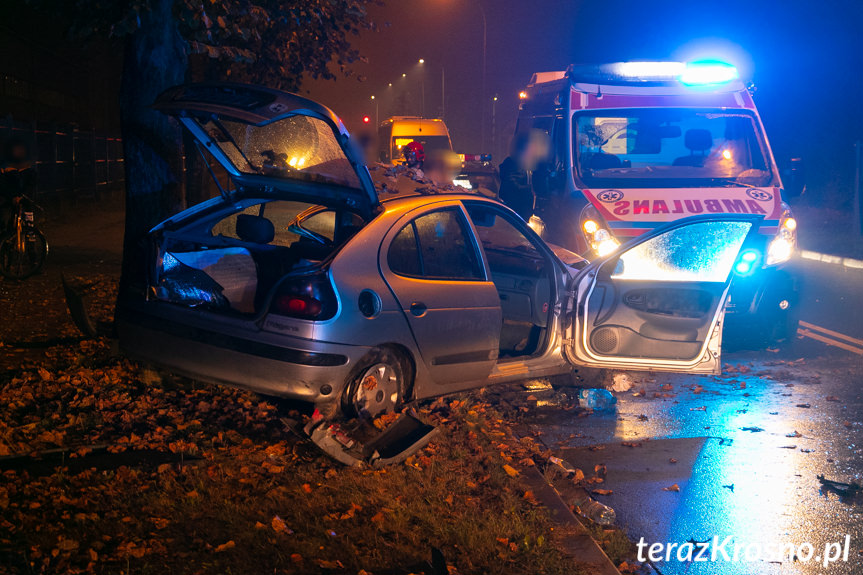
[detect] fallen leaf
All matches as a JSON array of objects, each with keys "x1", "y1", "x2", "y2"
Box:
[
  {"x1": 271, "y1": 515, "x2": 291, "y2": 534},
  {"x1": 826, "y1": 396, "x2": 841, "y2": 402},
  {"x1": 522, "y1": 490, "x2": 539, "y2": 505},
  {"x1": 502, "y1": 464, "x2": 519, "y2": 477},
  {"x1": 592, "y1": 489, "x2": 613, "y2": 496},
  {"x1": 662, "y1": 484, "x2": 680, "y2": 492},
  {"x1": 214, "y1": 541, "x2": 235, "y2": 552},
  {"x1": 57, "y1": 539, "x2": 79, "y2": 552},
  {"x1": 301, "y1": 483, "x2": 313, "y2": 494}
]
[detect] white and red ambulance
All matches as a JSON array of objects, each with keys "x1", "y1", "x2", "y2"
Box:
[{"x1": 516, "y1": 61, "x2": 799, "y2": 346}]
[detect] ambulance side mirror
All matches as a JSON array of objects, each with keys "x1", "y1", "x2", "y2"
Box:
[{"x1": 783, "y1": 157, "x2": 805, "y2": 199}]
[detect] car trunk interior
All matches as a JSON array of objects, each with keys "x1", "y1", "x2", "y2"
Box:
[{"x1": 153, "y1": 199, "x2": 364, "y2": 316}]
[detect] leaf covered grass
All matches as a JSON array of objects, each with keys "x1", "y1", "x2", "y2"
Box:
[{"x1": 0, "y1": 335, "x2": 587, "y2": 574}]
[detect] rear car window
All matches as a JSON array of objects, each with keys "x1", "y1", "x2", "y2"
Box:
[{"x1": 388, "y1": 209, "x2": 484, "y2": 281}]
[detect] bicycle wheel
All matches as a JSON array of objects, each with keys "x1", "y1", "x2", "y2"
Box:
[{"x1": 0, "y1": 229, "x2": 48, "y2": 279}]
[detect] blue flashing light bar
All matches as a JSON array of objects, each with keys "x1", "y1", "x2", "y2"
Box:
[
  {"x1": 680, "y1": 61, "x2": 740, "y2": 86},
  {"x1": 570, "y1": 60, "x2": 740, "y2": 87}
]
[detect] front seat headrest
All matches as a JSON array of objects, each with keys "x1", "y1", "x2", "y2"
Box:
[
  {"x1": 236, "y1": 214, "x2": 275, "y2": 244},
  {"x1": 684, "y1": 129, "x2": 713, "y2": 153}
]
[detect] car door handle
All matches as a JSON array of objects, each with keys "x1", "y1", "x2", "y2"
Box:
[{"x1": 410, "y1": 302, "x2": 427, "y2": 317}]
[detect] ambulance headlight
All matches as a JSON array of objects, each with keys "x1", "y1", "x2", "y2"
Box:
[
  {"x1": 766, "y1": 204, "x2": 797, "y2": 266},
  {"x1": 580, "y1": 205, "x2": 620, "y2": 257}
]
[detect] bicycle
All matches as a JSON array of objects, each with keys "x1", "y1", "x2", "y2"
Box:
[{"x1": 0, "y1": 194, "x2": 48, "y2": 279}]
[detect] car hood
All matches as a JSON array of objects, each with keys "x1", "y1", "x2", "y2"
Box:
[
  {"x1": 582, "y1": 186, "x2": 783, "y2": 237},
  {"x1": 154, "y1": 83, "x2": 379, "y2": 218}
]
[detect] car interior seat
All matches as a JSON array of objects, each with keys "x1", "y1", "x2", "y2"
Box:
[
  {"x1": 236, "y1": 214, "x2": 275, "y2": 244},
  {"x1": 673, "y1": 129, "x2": 713, "y2": 167}
]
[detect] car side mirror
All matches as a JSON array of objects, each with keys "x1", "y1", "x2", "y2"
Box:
[{"x1": 783, "y1": 157, "x2": 805, "y2": 199}]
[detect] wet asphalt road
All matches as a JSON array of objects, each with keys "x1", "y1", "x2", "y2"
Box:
[{"x1": 521, "y1": 256, "x2": 863, "y2": 574}]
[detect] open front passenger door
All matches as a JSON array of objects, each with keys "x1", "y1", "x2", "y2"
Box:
[{"x1": 564, "y1": 215, "x2": 761, "y2": 374}]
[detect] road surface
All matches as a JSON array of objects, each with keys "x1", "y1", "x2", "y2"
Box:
[{"x1": 518, "y1": 256, "x2": 863, "y2": 574}]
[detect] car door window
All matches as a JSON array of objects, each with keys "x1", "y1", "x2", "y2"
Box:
[
  {"x1": 388, "y1": 222, "x2": 422, "y2": 276},
  {"x1": 611, "y1": 220, "x2": 752, "y2": 282},
  {"x1": 388, "y1": 208, "x2": 484, "y2": 280}
]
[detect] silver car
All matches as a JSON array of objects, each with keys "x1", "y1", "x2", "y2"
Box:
[{"x1": 118, "y1": 83, "x2": 765, "y2": 421}]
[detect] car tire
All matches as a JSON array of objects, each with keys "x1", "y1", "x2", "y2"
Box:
[{"x1": 343, "y1": 348, "x2": 409, "y2": 420}]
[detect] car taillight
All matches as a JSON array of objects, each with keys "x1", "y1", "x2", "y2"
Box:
[{"x1": 268, "y1": 272, "x2": 338, "y2": 321}]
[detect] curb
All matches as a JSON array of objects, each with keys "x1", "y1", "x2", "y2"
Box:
[{"x1": 521, "y1": 466, "x2": 622, "y2": 575}]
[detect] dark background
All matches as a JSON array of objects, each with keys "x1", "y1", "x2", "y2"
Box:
[{"x1": 2, "y1": 0, "x2": 861, "y2": 207}]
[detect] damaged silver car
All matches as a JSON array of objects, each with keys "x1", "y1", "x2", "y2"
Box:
[{"x1": 118, "y1": 83, "x2": 765, "y2": 426}]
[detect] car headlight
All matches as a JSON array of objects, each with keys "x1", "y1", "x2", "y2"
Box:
[
  {"x1": 766, "y1": 203, "x2": 797, "y2": 266},
  {"x1": 580, "y1": 204, "x2": 620, "y2": 257}
]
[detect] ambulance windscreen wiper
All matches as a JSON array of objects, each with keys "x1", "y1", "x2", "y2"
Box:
[{"x1": 711, "y1": 177, "x2": 761, "y2": 190}]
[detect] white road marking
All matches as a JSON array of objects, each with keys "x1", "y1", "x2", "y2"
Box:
[
  {"x1": 798, "y1": 321, "x2": 863, "y2": 355},
  {"x1": 799, "y1": 250, "x2": 863, "y2": 270}
]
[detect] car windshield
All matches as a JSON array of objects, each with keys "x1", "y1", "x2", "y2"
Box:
[
  {"x1": 573, "y1": 108, "x2": 775, "y2": 189},
  {"x1": 195, "y1": 114, "x2": 362, "y2": 189}
]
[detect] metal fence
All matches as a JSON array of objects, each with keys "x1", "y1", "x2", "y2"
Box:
[{"x1": 0, "y1": 115, "x2": 124, "y2": 202}]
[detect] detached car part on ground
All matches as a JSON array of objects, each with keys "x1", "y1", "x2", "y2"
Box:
[{"x1": 116, "y1": 83, "x2": 768, "y2": 463}]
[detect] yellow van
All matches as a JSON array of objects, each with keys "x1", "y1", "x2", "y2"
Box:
[{"x1": 377, "y1": 116, "x2": 453, "y2": 164}]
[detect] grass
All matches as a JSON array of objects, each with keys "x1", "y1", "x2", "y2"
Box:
[{"x1": 0, "y1": 341, "x2": 591, "y2": 574}]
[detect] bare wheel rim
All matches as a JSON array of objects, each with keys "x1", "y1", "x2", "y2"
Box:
[{"x1": 351, "y1": 362, "x2": 401, "y2": 419}]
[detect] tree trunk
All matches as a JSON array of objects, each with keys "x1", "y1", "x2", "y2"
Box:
[{"x1": 118, "y1": 0, "x2": 187, "y2": 294}]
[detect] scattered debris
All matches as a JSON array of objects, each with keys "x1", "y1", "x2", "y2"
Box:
[
  {"x1": 305, "y1": 410, "x2": 440, "y2": 467},
  {"x1": 740, "y1": 426, "x2": 764, "y2": 433},
  {"x1": 796, "y1": 404, "x2": 812, "y2": 408},
  {"x1": 786, "y1": 431, "x2": 803, "y2": 438},
  {"x1": 818, "y1": 475, "x2": 862, "y2": 498},
  {"x1": 610, "y1": 372, "x2": 635, "y2": 392},
  {"x1": 690, "y1": 406, "x2": 707, "y2": 412},
  {"x1": 722, "y1": 484, "x2": 735, "y2": 492}
]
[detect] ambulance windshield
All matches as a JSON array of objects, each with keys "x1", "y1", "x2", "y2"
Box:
[{"x1": 574, "y1": 109, "x2": 775, "y2": 188}]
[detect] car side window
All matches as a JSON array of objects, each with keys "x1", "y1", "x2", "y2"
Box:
[
  {"x1": 388, "y1": 222, "x2": 421, "y2": 276},
  {"x1": 465, "y1": 203, "x2": 548, "y2": 278},
  {"x1": 388, "y1": 208, "x2": 484, "y2": 280}
]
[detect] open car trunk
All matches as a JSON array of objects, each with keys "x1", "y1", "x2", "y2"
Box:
[
  {"x1": 152, "y1": 199, "x2": 364, "y2": 316},
  {"x1": 143, "y1": 83, "x2": 379, "y2": 317}
]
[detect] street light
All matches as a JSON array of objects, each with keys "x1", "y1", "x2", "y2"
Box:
[
  {"x1": 418, "y1": 58, "x2": 426, "y2": 117},
  {"x1": 491, "y1": 95, "x2": 498, "y2": 159},
  {"x1": 371, "y1": 95, "x2": 378, "y2": 127},
  {"x1": 440, "y1": 0, "x2": 487, "y2": 152}
]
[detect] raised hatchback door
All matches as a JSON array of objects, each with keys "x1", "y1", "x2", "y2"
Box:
[
  {"x1": 564, "y1": 215, "x2": 761, "y2": 374},
  {"x1": 153, "y1": 83, "x2": 379, "y2": 218}
]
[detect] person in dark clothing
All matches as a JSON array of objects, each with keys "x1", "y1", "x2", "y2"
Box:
[
  {"x1": 0, "y1": 137, "x2": 36, "y2": 232},
  {"x1": 498, "y1": 132, "x2": 535, "y2": 221}
]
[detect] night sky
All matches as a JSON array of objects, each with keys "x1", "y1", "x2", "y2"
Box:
[{"x1": 306, "y1": 0, "x2": 863, "y2": 205}]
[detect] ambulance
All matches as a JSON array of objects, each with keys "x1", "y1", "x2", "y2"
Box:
[
  {"x1": 377, "y1": 116, "x2": 453, "y2": 164},
  {"x1": 516, "y1": 61, "x2": 799, "y2": 346}
]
